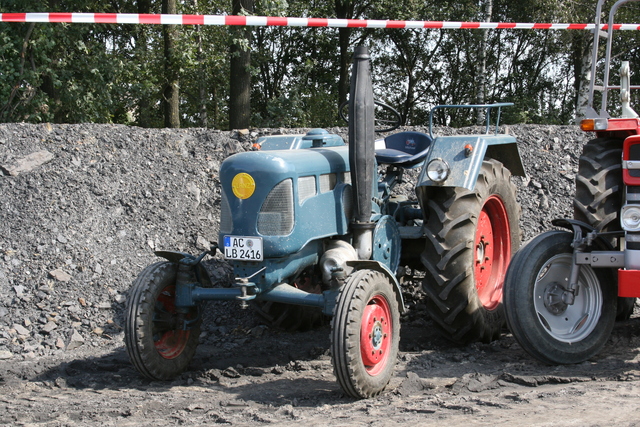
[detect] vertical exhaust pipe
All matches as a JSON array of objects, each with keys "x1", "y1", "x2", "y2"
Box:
[{"x1": 348, "y1": 46, "x2": 375, "y2": 260}]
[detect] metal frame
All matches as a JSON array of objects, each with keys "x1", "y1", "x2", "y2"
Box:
[
  {"x1": 586, "y1": 0, "x2": 640, "y2": 119},
  {"x1": 428, "y1": 103, "x2": 513, "y2": 138}
]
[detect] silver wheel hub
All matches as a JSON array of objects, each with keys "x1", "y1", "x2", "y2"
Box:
[{"x1": 371, "y1": 322, "x2": 383, "y2": 349}]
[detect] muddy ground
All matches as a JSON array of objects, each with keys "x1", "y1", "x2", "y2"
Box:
[
  {"x1": 1, "y1": 123, "x2": 639, "y2": 426},
  {"x1": 1, "y1": 317, "x2": 639, "y2": 426}
]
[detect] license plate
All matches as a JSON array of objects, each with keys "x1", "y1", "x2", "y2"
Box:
[{"x1": 223, "y1": 236, "x2": 263, "y2": 261}]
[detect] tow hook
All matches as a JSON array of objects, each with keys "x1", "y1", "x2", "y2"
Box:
[{"x1": 233, "y1": 267, "x2": 265, "y2": 308}]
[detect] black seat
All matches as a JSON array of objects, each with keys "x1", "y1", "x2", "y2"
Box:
[{"x1": 374, "y1": 131, "x2": 432, "y2": 168}]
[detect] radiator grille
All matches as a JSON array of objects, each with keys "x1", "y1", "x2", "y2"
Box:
[
  {"x1": 257, "y1": 179, "x2": 294, "y2": 235},
  {"x1": 343, "y1": 184, "x2": 353, "y2": 221},
  {"x1": 298, "y1": 176, "x2": 316, "y2": 204},
  {"x1": 319, "y1": 173, "x2": 336, "y2": 193}
]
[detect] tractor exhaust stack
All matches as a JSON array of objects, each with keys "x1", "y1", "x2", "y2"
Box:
[{"x1": 348, "y1": 46, "x2": 375, "y2": 260}]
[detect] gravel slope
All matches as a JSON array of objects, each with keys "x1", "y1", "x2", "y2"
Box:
[{"x1": 0, "y1": 122, "x2": 589, "y2": 360}]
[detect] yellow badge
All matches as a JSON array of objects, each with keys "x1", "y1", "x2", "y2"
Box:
[{"x1": 232, "y1": 173, "x2": 256, "y2": 199}]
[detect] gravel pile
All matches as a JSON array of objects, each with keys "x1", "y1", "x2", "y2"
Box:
[{"x1": 0, "y1": 123, "x2": 590, "y2": 360}]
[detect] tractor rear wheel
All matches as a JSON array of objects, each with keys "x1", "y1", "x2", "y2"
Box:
[
  {"x1": 574, "y1": 137, "x2": 634, "y2": 320},
  {"x1": 419, "y1": 159, "x2": 520, "y2": 344},
  {"x1": 331, "y1": 269, "x2": 400, "y2": 399},
  {"x1": 125, "y1": 262, "x2": 201, "y2": 380},
  {"x1": 503, "y1": 230, "x2": 616, "y2": 364}
]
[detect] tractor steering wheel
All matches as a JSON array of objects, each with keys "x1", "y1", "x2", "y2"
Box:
[{"x1": 338, "y1": 100, "x2": 403, "y2": 133}]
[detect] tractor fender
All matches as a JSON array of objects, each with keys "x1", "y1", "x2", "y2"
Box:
[
  {"x1": 417, "y1": 134, "x2": 525, "y2": 190},
  {"x1": 154, "y1": 250, "x2": 214, "y2": 287},
  {"x1": 346, "y1": 260, "x2": 406, "y2": 313},
  {"x1": 550, "y1": 218, "x2": 616, "y2": 251},
  {"x1": 154, "y1": 250, "x2": 195, "y2": 263}
]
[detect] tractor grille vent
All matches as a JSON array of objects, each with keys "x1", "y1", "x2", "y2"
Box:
[
  {"x1": 342, "y1": 184, "x2": 353, "y2": 221},
  {"x1": 342, "y1": 172, "x2": 351, "y2": 185},
  {"x1": 298, "y1": 176, "x2": 316, "y2": 204},
  {"x1": 219, "y1": 189, "x2": 232, "y2": 233},
  {"x1": 258, "y1": 178, "x2": 294, "y2": 235},
  {"x1": 319, "y1": 173, "x2": 337, "y2": 193}
]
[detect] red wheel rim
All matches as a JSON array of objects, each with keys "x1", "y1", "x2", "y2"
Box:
[
  {"x1": 154, "y1": 285, "x2": 190, "y2": 360},
  {"x1": 360, "y1": 294, "x2": 392, "y2": 376},
  {"x1": 474, "y1": 195, "x2": 511, "y2": 310}
]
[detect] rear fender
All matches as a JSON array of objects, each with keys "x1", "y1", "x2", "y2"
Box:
[{"x1": 416, "y1": 134, "x2": 525, "y2": 190}]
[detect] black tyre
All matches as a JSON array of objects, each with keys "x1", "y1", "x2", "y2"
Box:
[
  {"x1": 419, "y1": 159, "x2": 520, "y2": 344},
  {"x1": 574, "y1": 137, "x2": 634, "y2": 320},
  {"x1": 331, "y1": 269, "x2": 400, "y2": 399},
  {"x1": 125, "y1": 262, "x2": 201, "y2": 380},
  {"x1": 504, "y1": 230, "x2": 616, "y2": 364}
]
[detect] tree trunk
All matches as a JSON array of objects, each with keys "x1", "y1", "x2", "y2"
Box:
[
  {"x1": 136, "y1": 0, "x2": 152, "y2": 127},
  {"x1": 573, "y1": 32, "x2": 592, "y2": 122},
  {"x1": 193, "y1": 0, "x2": 208, "y2": 127},
  {"x1": 477, "y1": 0, "x2": 492, "y2": 125},
  {"x1": 229, "y1": 0, "x2": 254, "y2": 130},
  {"x1": 337, "y1": 27, "x2": 351, "y2": 107},
  {"x1": 163, "y1": 0, "x2": 180, "y2": 128},
  {"x1": 335, "y1": 0, "x2": 353, "y2": 108}
]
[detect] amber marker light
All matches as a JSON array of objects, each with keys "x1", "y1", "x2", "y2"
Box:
[{"x1": 580, "y1": 118, "x2": 608, "y2": 131}]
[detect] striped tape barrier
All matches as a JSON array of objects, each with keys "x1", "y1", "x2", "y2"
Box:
[{"x1": 0, "y1": 12, "x2": 639, "y2": 30}]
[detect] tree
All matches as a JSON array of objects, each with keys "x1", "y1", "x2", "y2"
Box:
[
  {"x1": 4, "y1": 0, "x2": 640, "y2": 128},
  {"x1": 334, "y1": 0, "x2": 374, "y2": 106},
  {"x1": 162, "y1": 0, "x2": 180, "y2": 128},
  {"x1": 229, "y1": 0, "x2": 254, "y2": 129}
]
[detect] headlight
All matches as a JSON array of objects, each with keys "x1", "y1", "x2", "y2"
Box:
[
  {"x1": 621, "y1": 205, "x2": 640, "y2": 231},
  {"x1": 426, "y1": 158, "x2": 450, "y2": 183}
]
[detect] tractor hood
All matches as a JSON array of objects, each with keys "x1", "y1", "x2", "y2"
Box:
[{"x1": 218, "y1": 146, "x2": 353, "y2": 257}]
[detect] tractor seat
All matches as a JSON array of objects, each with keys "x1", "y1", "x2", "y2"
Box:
[{"x1": 374, "y1": 131, "x2": 433, "y2": 168}]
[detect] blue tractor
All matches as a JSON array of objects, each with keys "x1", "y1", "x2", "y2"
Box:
[{"x1": 125, "y1": 46, "x2": 525, "y2": 398}]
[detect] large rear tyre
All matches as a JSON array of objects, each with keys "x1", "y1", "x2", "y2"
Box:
[
  {"x1": 504, "y1": 231, "x2": 616, "y2": 364},
  {"x1": 331, "y1": 269, "x2": 400, "y2": 399},
  {"x1": 574, "y1": 137, "x2": 634, "y2": 320},
  {"x1": 125, "y1": 262, "x2": 201, "y2": 380},
  {"x1": 420, "y1": 159, "x2": 520, "y2": 344}
]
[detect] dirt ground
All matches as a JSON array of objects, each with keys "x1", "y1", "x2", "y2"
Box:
[{"x1": 1, "y1": 310, "x2": 639, "y2": 426}]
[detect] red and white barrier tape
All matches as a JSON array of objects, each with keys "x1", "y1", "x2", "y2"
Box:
[{"x1": 0, "y1": 12, "x2": 639, "y2": 30}]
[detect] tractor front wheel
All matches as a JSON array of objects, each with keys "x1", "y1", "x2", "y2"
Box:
[
  {"x1": 331, "y1": 269, "x2": 400, "y2": 399},
  {"x1": 125, "y1": 262, "x2": 201, "y2": 380},
  {"x1": 503, "y1": 230, "x2": 616, "y2": 364},
  {"x1": 420, "y1": 159, "x2": 520, "y2": 344}
]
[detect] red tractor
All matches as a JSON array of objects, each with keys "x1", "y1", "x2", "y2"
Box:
[{"x1": 504, "y1": 0, "x2": 640, "y2": 364}]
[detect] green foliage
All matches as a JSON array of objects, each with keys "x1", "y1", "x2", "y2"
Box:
[{"x1": 2, "y1": 0, "x2": 640, "y2": 127}]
